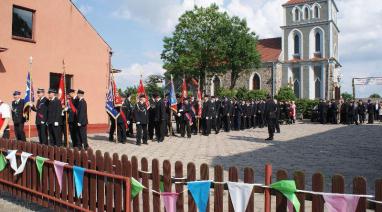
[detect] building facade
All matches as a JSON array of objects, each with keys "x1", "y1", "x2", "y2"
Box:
[
  {"x1": 0, "y1": 0, "x2": 111, "y2": 126},
  {"x1": 209, "y1": 0, "x2": 341, "y2": 100}
]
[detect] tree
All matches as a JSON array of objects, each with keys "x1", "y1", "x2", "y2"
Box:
[
  {"x1": 145, "y1": 74, "x2": 165, "y2": 97},
  {"x1": 341, "y1": 92, "x2": 353, "y2": 101},
  {"x1": 277, "y1": 87, "x2": 297, "y2": 101},
  {"x1": 369, "y1": 93, "x2": 381, "y2": 99}
]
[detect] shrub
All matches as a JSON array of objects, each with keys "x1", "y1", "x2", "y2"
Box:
[
  {"x1": 295, "y1": 99, "x2": 319, "y2": 119},
  {"x1": 247, "y1": 89, "x2": 268, "y2": 100},
  {"x1": 216, "y1": 88, "x2": 237, "y2": 98},
  {"x1": 236, "y1": 87, "x2": 249, "y2": 99},
  {"x1": 341, "y1": 92, "x2": 353, "y2": 101},
  {"x1": 277, "y1": 87, "x2": 297, "y2": 101}
]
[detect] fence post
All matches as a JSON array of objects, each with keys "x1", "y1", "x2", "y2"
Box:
[
  {"x1": 244, "y1": 167, "x2": 254, "y2": 212},
  {"x1": 265, "y1": 164, "x2": 272, "y2": 212},
  {"x1": 88, "y1": 149, "x2": 97, "y2": 211},
  {"x1": 152, "y1": 159, "x2": 161, "y2": 212},
  {"x1": 105, "y1": 152, "x2": 114, "y2": 212},
  {"x1": 131, "y1": 156, "x2": 140, "y2": 212},
  {"x1": 353, "y1": 176, "x2": 367, "y2": 212},
  {"x1": 294, "y1": 171, "x2": 305, "y2": 212},
  {"x1": 376, "y1": 179, "x2": 382, "y2": 212},
  {"x1": 96, "y1": 150, "x2": 105, "y2": 212},
  {"x1": 187, "y1": 162, "x2": 196, "y2": 212},
  {"x1": 276, "y1": 170, "x2": 288, "y2": 212},
  {"x1": 228, "y1": 167, "x2": 238, "y2": 212},
  {"x1": 141, "y1": 157, "x2": 150, "y2": 212},
  {"x1": 214, "y1": 165, "x2": 224, "y2": 212},
  {"x1": 113, "y1": 153, "x2": 122, "y2": 212},
  {"x1": 175, "y1": 161, "x2": 184, "y2": 212},
  {"x1": 125, "y1": 177, "x2": 131, "y2": 212},
  {"x1": 312, "y1": 173, "x2": 324, "y2": 212},
  {"x1": 200, "y1": 163, "x2": 210, "y2": 212}
]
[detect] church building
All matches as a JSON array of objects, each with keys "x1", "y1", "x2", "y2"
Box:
[{"x1": 208, "y1": 0, "x2": 341, "y2": 100}]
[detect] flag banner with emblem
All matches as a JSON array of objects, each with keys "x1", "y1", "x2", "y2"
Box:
[
  {"x1": 137, "y1": 79, "x2": 150, "y2": 109},
  {"x1": 23, "y1": 72, "x2": 34, "y2": 120},
  {"x1": 169, "y1": 75, "x2": 177, "y2": 112},
  {"x1": 105, "y1": 77, "x2": 120, "y2": 119},
  {"x1": 58, "y1": 74, "x2": 65, "y2": 107}
]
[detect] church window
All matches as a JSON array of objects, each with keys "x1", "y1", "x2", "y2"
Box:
[
  {"x1": 314, "y1": 6, "x2": 319, "y2": 18},
  {"x1": 293, "y1": 8, "x2": 300, "y2": 21},
  {"x1": 294, "y1": 34, "x2": 300, "y2": 55},
  {"x1": 315, "y1": 79, "x2": 321, "y2": 99},
  {"x1": 252, "y1": 73, "x2": 260, "y2": 90},
  {"x1": 304, "y1": 7, "x2": 309, "y2": 20},
  {"x1": 315, "y1": 32, "x2": 321, "y2": 52}
]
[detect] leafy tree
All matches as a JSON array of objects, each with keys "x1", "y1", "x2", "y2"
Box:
[
  {"x1": 216, "y1": 87, "x2": 237, "y2": 98},
  {"x1": 369, "y1": 93, "x2": 381, "y2": 99},
  {"x1": 277, "y1": 87, "x2": 297, "y2": 101},
  {"x1": 236, "y1": 87, "x2": 249, "y2": 99},
  {"x1": 341, "y1": 92, "x2": 353, "y2": 101},
  {"x1": 145, "y1": 74, "x2": 165, "y2": 97},
  {"x1": 247, "y1": 89, "x2": 268, "y2": 100}
]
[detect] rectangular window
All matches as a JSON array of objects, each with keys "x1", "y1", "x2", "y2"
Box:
[
  {"x1": 12, "y1": 5, "x2": 35, "y2": 41},
  {"x1": 49, "y1": 73, "x2": 73, "y2": 91}
]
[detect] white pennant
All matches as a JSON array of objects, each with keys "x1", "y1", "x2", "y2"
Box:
[
  {"x1": 227, "y1": 182, "x2": 254, "y2": 212},
  {"x1": 14, "y1": 152, "x2": 32, "y2": 175},
  {"x1": 5, "y1": 150, "x2": 18, "y2": 172}
]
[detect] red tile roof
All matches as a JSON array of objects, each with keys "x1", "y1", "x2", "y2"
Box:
[
  {"x1": 283, "y1": 0, "x2": 309, "y2": 6},
  {"x1": 257, "y1": 37, "x2": 282, "y2": 62}
]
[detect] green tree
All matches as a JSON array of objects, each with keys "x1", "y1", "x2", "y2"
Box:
[
  {"x1": 277, "y1": 87, "x2": 297, "y2": 101},
  {"x1": 369, "y1": 93, "x2": 381, "y2": 99},
  {"x1": 341, "y1": 92, "x2": 353, "y2": 101},
  {"x1": 247, "y1": 89, "x2": 268, "y2": 100},
  {"x1": 236, "y1": 87, "x2": 249, "y2": 99},
  {"x1": 145, "y1": 74, "x2": 165, "y2": 97}
]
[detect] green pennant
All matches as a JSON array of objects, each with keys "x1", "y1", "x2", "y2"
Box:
[
  {"x1": 271, "y1": 180, "x2": 300, "y2": 212},
  {"x1": 131, "y1": 177, "x2": 144, "y2": 199},
  {"x1": 0, "y1": 153, "x2": 7, "y2": 172},
  {"x1": 35, "y1": 156, "x2": 48, "y2": 182},
  {"x1": 160, "y1": 181, "x2": 164, "y2": 192}
]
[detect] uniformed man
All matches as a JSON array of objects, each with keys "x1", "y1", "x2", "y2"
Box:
[
  {"x1": 210, "y1": 96, "x2": 218, "y2": 134},
  {"x1": 47, "y1": 89, "x2": 63, "y2": 146},
  {"x1": 264, "y1": 95, "x2": 277, "y2": 141},
  {"x1": 233, "y1": 98, "x2": 242, "y2": 130},
  {"x1": 214, "y1": 96, "x2": 222, "y2": 133},
  {"x1": 134, "y1": 94, "x2": 148, "y2": 145},
  {"x1": 11, "y1": 91, "x2": 26, "y2": 141},
  {"x1": 240, "y1": 100, "x2": 246, "y2": 130},
  {"x1": 0, "y1": 99, "x2": 11, "y2": 139},
  {"x1": 367, "y1": 100, "x2": 375, "y2": 124},
  {"x1": 318, "y1": 99, "x2": 328, "y2": 124},
  {"x1": 153, "y1": 93, "x2": 167, "y2": 142},
  {"x1": 64, "y1": 89, "x2": 79, "y2": 147},
  {"x1": 76, "y1": 90, "x2": 89, "y2": 149},
  {"x1": 358, "y1": 100, "x2": 366, "y2": 124},
  {"x1": 178, "y1": 97, "x2": 193, "y2": 138},
  {"x1": 31, "y1": 88, "x2": 49, "y2": 144},
  {"x1": 190, "y1": 96, "x2": 199, "y2": 135},
  {"x1": 245, "y1": 100, "x2": 252, "y2": 129},
  {"x1": 256, "y1": 100, "x2": 265, "y2": 128},
  {"x1": 221, "y1": 97, "x2": 231, "y2": 132},
  {"x1": 201, "y1": 95, "x2": 211, "y2": 135},
  {"x1": 122, "y1": 93, "x2": 134, "y2": 138},
  {"x1": 148, "y1": 96, "x2": 156, "y2": 140}
]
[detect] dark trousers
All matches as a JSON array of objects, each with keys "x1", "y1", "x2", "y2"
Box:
[
  {"x1": 246, "y1": 117, "x2": 251, "y2": 129},
  {"x1": 211, "y1": 118, "x2": 218, "y2": 134},
  {"x1": 126, "y1": 120, "x2": 134, "y2": 137},
  {"x1": 14, "y1": 123, "x2": 26, "y2": 141},
  {"x1": 78, "y1": 125, "x2": 88, "y2": 148},
  {"x1": 230, "y1": 116, "x2": 235, "y2": 130},
  {"x1": 368, "y1": 113, "x2": 374, "y2": 123},
  {"x1": 275, "y1": 119, "x2": 280, "y2": 133},
  {"x1": 148, "y1": 120, "x2": 155, "y2": 139},
  {"x1": 37, "y1": 124, "x2": 48, "y2": 145},
  {"x1": 240, "y1": 117, "x2": 245, "y2": 130},
  {"x1": 215, "y1": 116, "x2": 221, "y2": 133},
  {"x1": 359, "y1": 114, "x2": 365, "y2": 123},
  {"x1": 222, "y1": 115, "x2": 230, "y2": 132},
  {"x1": 155, "y1": 120, "x2": 165, "y2": 142},
  {"x1": 267, "y1": 118, "x2": 276, "y2": 139},
  {"x1": 202, "y1": 118, "x2": 210, "y2": 135},
  {"x1": 49, "y1": 125, "x2": 62, "y2": 146},
  {"x1": 191, "y1": 117, "x2": 197, "y2": 134},
  {"x1": 320, "y1": 113, "x2": 327, "y2": 124},
  {"x1": 234, "y1": 116, "x2": 240, "y2": 130},
  {"x1": 136, "y1": 124, "x2": 148, "y2": 144},
  {"x1": 180, "y1": 120, "x2": 191, "y2": 138},
  {"x1": 256, "y1": 114, "x2": 264, "y2": 128},
  {"x1": 2, "y1": 129, "x2": 10, "y2": 139},
  {"x1": 69, "y1": 123, "x2": 79, "y2": 147}
]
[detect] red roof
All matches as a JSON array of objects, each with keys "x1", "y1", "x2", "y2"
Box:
[
  {"x1": 283, "y1": 0, "x2": 309, "y2": 6},
  {"x1": 257, "y1": 37, "x2": 282, "y2": 62}
]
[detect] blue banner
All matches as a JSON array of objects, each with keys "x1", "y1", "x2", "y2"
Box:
[
  {"x1": 23, "y1": 72, "x2": 34, "y2": 119},
  {"x1": 105, "y1": 78, "x2": 120, "y2": 119}
]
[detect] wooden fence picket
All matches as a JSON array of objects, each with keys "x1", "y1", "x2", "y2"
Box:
[
  {"x1": 244, "y1": 167, "x2": 254, "y2": 212},
  {"x1": 187, "y1": 162, "x2": 196, "y2": 212},
  {"x1": 175, "y1": 161, "x2": 184, "y2": 212}
]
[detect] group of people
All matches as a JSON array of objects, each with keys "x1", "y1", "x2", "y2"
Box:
[
  {"x1": 108, "y1": 93, "x2": 281, "y2": 145},
  {"x1": 316, "y1": 99, "x2": 382, "y2": 125},
  {"x1": 0, "y1": 89, "x2": 89, "y2": 149}
]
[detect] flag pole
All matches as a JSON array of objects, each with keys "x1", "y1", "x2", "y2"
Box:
[
  {"x1": 28, "y1": 57, "x2": 33, "y2": 142},
  {"x1": 111, "y1": 73, "x2": 118, "y2": 143},
  {"x1": 63, "y1": 60, "x2": 70, "y2": 148},
  {"x1": 197, "y1": 76, "x2": 200, "y2": 134}
]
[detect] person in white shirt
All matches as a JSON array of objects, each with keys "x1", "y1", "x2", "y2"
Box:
[{"x1": 0, "y1": 99, "x2": 11, "y2": 139}]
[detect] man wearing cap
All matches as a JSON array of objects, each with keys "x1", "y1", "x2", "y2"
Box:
[
  {"x1": 201, "y1": 95, "x2": 211, "y2": 135},
  {"x1": 153, "y1": 92, "x2": 167, "y2": 143},
  {"x1": 122, "y1": 93, "x2": 134, "y2": 138},
  {"x1": 0, "y1": 99, "x2": 11, "y2": 139},
  {"x1": 64, "y1": 89, "x2": 79, "y2": 147},
  {"x1": 31, "y1": 89, "x2": 49, "y2": 144},
  {"x1": 47, "y1": 89, "x2": 63, "y2": 146},
  {"x1": 367, "y1": 100, "x2": 375, "y2": 124},
  {"x1": 134, "y1": 94, "x2": 148, "y2": 145},
  {"x1": 264, "y1": 95, "x2": 278, "y2": 141},
  {"x1": 177, "y1": 97, "x2": 192, "y2": 138},
  {"x1": 11, "y1": 91, "x2": 26, "y2": 141},
  {"x1": 76, "y1": 90, "x2": 89, "y2": 149}
]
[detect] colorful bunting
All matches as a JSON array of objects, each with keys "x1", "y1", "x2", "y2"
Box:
[
  {"x1": 35, "y1": 156, "x2": 48, "y2": 182},
  {"x1": 73, "y1": 166, "x2": 85, "y2": 197},
  {"x1": 187, "y1": 181, "x2": 211, "y2": 212},
  {"x1": 5, "y1": 150, "x2": 18, "y2": 172},
  {"x1": 227, "y1": 182, "x2": 254, "y2": 212},
  {"x1": 271, "y1": 180, "x2": 300, "y2": 212},
  {"x1": 323, "y1": 195, "x2": 360, "y2": 212},
  {"x1": 131, "y1": 177, "x2": 144, "y2": 199},
  {"x1": 160, "y1": 181, "x2": 165, "y2": 192},
  {"x1": 14, "y1": 152, "x2": 32, "y2": 175},
  {"x1": 0, "y1": 152, "x2": 7, "y2": 172},
  {"x1": 161, "y1": 192, "x2": 178, "y2": 212},
  {"x1": 54, "y1": 161, "x2": 68, "y2": 192}
]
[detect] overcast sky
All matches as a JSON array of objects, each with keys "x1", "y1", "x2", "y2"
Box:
[{"x1": 72, "y1": 0, "x2": 382, "y2": 97}]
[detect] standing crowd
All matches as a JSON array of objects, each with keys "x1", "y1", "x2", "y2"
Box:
[{"x1": 0, "y1": 89, "x2": 89, "y2": 149}]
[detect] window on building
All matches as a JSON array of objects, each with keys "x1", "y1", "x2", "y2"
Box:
[
  {"x1": 293, "y1": 80, "x2": 300, "y2": 98},
  {"x1": 314, "y1": 6, "x2": 319, "y2": 18},
  {"x1": 12, "y1": 6, "x2": 34, "y2": 40},
  {"x1": 252, "y1": 74, "x2": 260, "y2": 90},
  {"x1": 315, "y1": 32, "x2": 321, "y2": 52},
  {"x1": 294, "y1": 9, "x2": 300, "y2": 21},
  {"x1": 304, "y1": 7, "x2": 309, "y2": 20},
  {"x1": 315, "y1": 79, "x2": 321, "y2": 99},
  {"x1": 213, "y1": 76, "x2": 220, "y2": 96},
  {"x1": 294, "y1": 34, "x2": 300, "y2": 55},
  {"x1": 49, "y1": 73, "x2": 73, "y2": 91}
]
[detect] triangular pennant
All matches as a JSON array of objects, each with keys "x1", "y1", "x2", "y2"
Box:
[
  {"x1": 131, "y1": 177, "x2": 144, "y2": 199},
  {"x1": 54, "y1": 161, "x2": 68, "y2": 192},
  {"x1": 187, "y1": 181, "x2": 211, "y2": 212},
  {"x1": 323, "y1": 195, "x2": 360, "y2": 212},
  {"x1": 271, "y1": 180, "x2": 300, "y2": 212},
  {"x1": 35, "y1": 156, "x2": 48, "y2": 182},
  {"x1": 161, "y1": 192, "x2": 178, "y2": 212},
  {"x1": 227, "y1": 182, "x2": 254, "y2": 212},
  {"x1": 73, "y1": 166, "x2": 85, "y2": 198},
  {"x1": 5, "y1": 150, "x2": 18, "y2": 172},
  {"x1": 14, "y1": 152, "x2": 32, "y2": 175},
  {"x1": 0, "y1": 152, "x2": 7, "y2": 172}
]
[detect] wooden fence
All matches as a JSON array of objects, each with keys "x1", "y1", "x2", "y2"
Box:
[{"x1": 0, "y1": 138, "x2": 381, "y2": 212}]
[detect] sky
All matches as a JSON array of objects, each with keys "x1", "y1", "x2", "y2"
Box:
[{"x1": 72, "y1": 0, "x2": 382, "y2": 98}]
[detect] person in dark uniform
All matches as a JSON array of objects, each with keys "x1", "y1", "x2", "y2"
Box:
[
  {"x1": 358, "y1": 100, "x2": 366, "y2": 124},
  {"x1": 148, "y1": 97, "x2": 156, "y2": 140},
  {"x1": 367, "y1": 100, "x2": 375, "y2": 124},
  {"x1": 245, "y1": 101, "x2": 252, "y2": 129},
  {"x1": 31, "y1": 88, "x2": 49, "y2": 144},
  {"x1": 256, "y1": 100, "x2": 265, "y2": 128},
  {"x1": 76, "y1": 90, "x2": 89, "y2": 149},
  {"x1": 134, "y1": 94, "x2": 148, "y2": 145},
  {"x1": 329, "y1": 99, "x2": 338, "y2": 124},
  {"x1": 275, "y1": 99, "x2": 281, "y2": 133},
  {"x1": 201, "y1": 95, "x2": 211, "y2": 135},
  {"x1": 63, "y1": 89, "x2": 79, "y2": 147},
  {"x1": 210, "y1": 96, "x2": 218, "y2": 134},
  {"x1": 11, "y1": 91, "x2": 27, "y2": 141},
  {"x1": 47, "y1": 89, "x2": 63, "y2": 146},
  {"x1": 318, "y1": 99, "x2": 328, "y2": 124},
  {"x1": 190, "y1": 96, "x2": 198, "y2": 135},
  {"x1": 230, "y1": 98, "x2": 235, "y2": 130},
  {"x1": 108, "y1": 106, "x2": 127, "y2": 144},
  {"x1": 153, "y1": 93, "x2": 167, "y2": 142},
  {"x1": 221, "y1": 97, "x2": 230, "y2": 132},
  {"x1": 233, "y1": 99, "x2": 242, "y2": 130},
  {"x1": 214, "y1": 97, "x2": 222, "y2": 133},
  {"x1": 175, "y1": 94, "x2": 181, "y2": 134},
  {"x1": 122, "y1": 93, "x2": 134, "y2": 138},
  {"x1": 264, "y1": 95, "x2": 277, "y2": 141},
  {"x1": 177, "y1": 97, "x2": 193, "y2": 138}
]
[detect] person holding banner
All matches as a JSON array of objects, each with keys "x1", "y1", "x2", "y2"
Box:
[
  {"x1": 31, "y1": 88, "x2": 49, "y2": 144},
  {"x1": 11, "y1": 91, "x2": 26, "y2": 141},
  {"x1": 122, "y1": 93, "x2": 134, "y2": 138},
  {"x1": 64, "y1": 89, "x2": 79, "y2": 147},
  {"x1": 178, "y1": 97, "x2": 193, "y2": 138},
  {"x1": 0, "y1": 99, "x2": 11, "y2": 139},
  {"x1": 134, "y1": 94, "x2": 148, "y2": 145},
  {"x1": 76, "y1": 90, "x2": 89, "y2": 149},
  {"x1": 47, "y1": 89, "x2": 63, "y2": 146}
]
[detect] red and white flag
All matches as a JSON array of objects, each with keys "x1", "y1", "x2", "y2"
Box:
[
  {"x1": 137, "y1": 79, "x2": 150, "y2": 109},
  {"x1": 58, "y1": 74, "x2": 65, "y2": 107}
]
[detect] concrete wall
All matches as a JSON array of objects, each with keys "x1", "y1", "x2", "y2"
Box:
[{"x1": 0, "y1": 0, "x2": 111, "y2": 124}]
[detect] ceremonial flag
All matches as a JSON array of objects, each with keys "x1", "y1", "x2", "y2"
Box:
[
  {"x1": 73, "y1": 166, "x2": 85, "y2": 198},
  {"x1": 58, "y1": 74, "x2": 65, "y2": 107},
  {"x1": 137, "y1": 79, "x2": 150, "y2": 109},
  {"x1": 271, "y1": 180, "x2": 300, "y2": 212},
  {"x1": 54, "y1": 161, "x2": 68, "y2": 192},
  {"x1": 193, "y1": 77, "x2": 202, "y2": 117},
  {"x1": 227, "y1": 182, "x2": 254, "y2": 212},
  {"x1": 323, "y1": 195, "x2": 360, "y2": 212},
  {"x1": 187, "y1": 181, "x2": 211, "y2": 212},
  {"x1": 169, "y1": 75, "x2": 177, "y2": 112},
  {"x1": 35, "y1": 156, "x2": 48, "y2": 182},
  {"x1": 161, "y1": 192, "x2": 178, "y2": 212},
  {"x1": 181, "y1": 78, "x2": 188, "y2": 102},
  {"x1": 105, "y1": 77, "x2": 120, "y2": 119},
  {"x1": 23, "y1": 72, "x2": 34, "y2": 120}
]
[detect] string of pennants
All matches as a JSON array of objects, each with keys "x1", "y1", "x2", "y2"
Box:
[{"x1": 0, "y1": 151, "x2": 380, "y2": 212}]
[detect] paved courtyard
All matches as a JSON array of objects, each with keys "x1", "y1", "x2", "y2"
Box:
[{"x1": 89, "y1": 121, "x2": 382, "y2": 193}]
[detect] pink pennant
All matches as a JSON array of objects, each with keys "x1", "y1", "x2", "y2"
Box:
[
  {"x1": 161, "y1": 192, "x2": 178, "y2": 212},
  {"x1": 54, "y1": 161, "x2": 68, "y2": 192},
  {"x1": 323, "y1": 194, "x2": 360, "y2": 212}
]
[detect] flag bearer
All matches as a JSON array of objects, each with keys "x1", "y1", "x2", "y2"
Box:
[
  {"x1": 134, "y1": 94, "x2": 148, "y2": 145},
  {"x1": 65, "y1": 89, "x2": 79, "y2": 147},
  {"x1": 47, "y1": 89, "x2": 63, "y2": 146},
  {"x1": 178, "y1": 97, "x2": 192, "y2": 138},
  {"x1": 31, "y1": 88, "x2": 49, "y2": 144},
  {"x1": 76, "y1": 90, "x2": 89, "y2": 149},
  {"x1": 11, "y1": 91, "x2": 26, "y2": 141}
]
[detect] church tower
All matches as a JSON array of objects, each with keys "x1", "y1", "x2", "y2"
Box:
[{"x1": 281, "y1": 0, "x2": 341, "y2": 100}]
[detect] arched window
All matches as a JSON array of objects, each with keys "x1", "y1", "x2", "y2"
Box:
[
  {"x1": 252, "y1": 74, "x2": 260, "y2": 90},
  {"x1": 315, "y1": 79, "x2": 321, "y2": 99},
  {"x1": 315, "y1": 32, "x2": 321, "y2": 52},
  {"x1": 293, "y1": 80, "x2": 300, "y2": 98},
  {"x1": 314, "y1": 6, "x2": 319, "y2": 18},
  {"x1": 213, "y1": 76, "x2": 220, "y2": 95},
  {"x1": 294, "y1": 9, "x2": 300, "y2": 21},
  {"x1": 294, "y1": 34, "x2": 300, "y2": 55},
  {"x1": 304, "y1": 7, "x2": 309, "y2": 20}
]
